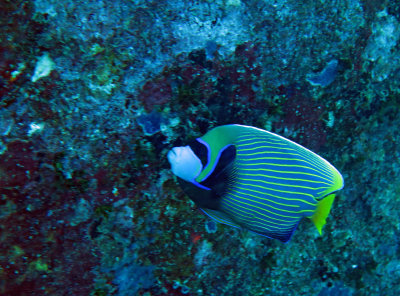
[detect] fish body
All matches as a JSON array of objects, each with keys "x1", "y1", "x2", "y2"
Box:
[{"x1": 167, "y1": 125, "x2": 344, "y2": 242}]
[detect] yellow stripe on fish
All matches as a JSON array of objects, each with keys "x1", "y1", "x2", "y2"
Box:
[{"x1": 167, "y1": 124, "x2": 344, "y2": 242}]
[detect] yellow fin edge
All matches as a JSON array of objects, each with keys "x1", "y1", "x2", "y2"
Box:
[{"x1": 309, "y1": 194, "x2": 335, "y2": 235}]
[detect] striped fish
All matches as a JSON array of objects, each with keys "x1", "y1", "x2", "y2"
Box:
[{"x1": 167, "y1": 124, "x2": 344, "y2": 242}]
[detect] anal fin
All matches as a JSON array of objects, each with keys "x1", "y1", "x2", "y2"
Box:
[{"x1": 200, "y1": 208, "x2": 241, "y2": 229}]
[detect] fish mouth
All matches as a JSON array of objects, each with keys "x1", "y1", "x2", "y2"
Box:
[
  {"x1": 169, "y1": 149, "x2": 176, "y2": 156},
  {"x1": 167, "y1": 148, "x2": 177, "y2": 163}
]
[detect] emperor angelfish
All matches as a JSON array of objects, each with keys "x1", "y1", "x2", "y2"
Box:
[{"x1": 167, "y1": 124, "x2": 344, "y2": 243}]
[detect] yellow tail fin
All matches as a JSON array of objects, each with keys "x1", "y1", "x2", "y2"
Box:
[{"x1": 310, "y1": 194, "x2": 335, "y2": 235}]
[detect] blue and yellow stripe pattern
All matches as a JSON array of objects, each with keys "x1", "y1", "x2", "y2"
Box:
[{"x1": 196, "y1": 125, "x2": 344, "y2": 242}]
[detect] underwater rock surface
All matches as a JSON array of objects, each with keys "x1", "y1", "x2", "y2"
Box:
[{"x1": 1, "y1": 0, "x2": 400, "y2": 295}]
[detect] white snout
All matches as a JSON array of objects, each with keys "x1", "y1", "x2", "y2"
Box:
[{"x1": 167, "y1": 146, "x2": 203, "y2": 182}]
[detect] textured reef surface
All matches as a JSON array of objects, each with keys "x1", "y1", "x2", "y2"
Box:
[{"x1": 1, "y1": 0, "x2": 400, "y2": 295}]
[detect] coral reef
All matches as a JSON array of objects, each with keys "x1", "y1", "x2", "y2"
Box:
[{"x1": 1, "y1": 0, "x2": 400, "y2": 295}]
